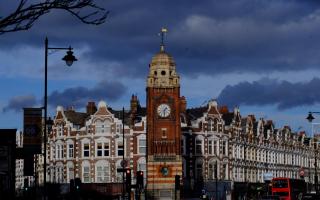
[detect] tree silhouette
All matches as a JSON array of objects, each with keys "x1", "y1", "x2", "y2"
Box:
[{"x1": 0, "y1": 0, "x2": 108, "y2": 34}]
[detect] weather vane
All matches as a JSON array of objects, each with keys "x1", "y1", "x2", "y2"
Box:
[{"x1": 159, "y1": 27, "x2": 168, "y2": 48}]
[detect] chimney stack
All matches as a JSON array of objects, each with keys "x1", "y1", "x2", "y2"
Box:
[
  {"x1": 180, "y1": 96, "x2": 187, "y2": 113},
  {"x1": 86, "y1": 102, "x2": 97, "y2": 115},
  {"x1": 130, "y1": 94, "x2": 139, "y2": 114}
]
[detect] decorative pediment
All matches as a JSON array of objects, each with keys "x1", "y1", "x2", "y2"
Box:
[{"x1": 94, "y1": 101, "x2": 112, "y2": 116}]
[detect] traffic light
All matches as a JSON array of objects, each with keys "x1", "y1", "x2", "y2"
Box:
[
  {"x1": 175, "y1": 175, "x2": 180, "y2": 190},
  {"x1": 74, "y1": 178, "x2": 81, "y2": 191},
  {"x1": 126, "y1": 169, "x2": 131, "y2": 191},
  {"x1": 136, "y1": 171, "x2": 144, "y2": 189}
]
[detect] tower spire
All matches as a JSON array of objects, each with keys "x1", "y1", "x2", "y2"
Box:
[{"x1": 159, "y1": 27, "x2": 167, "y2": 52}]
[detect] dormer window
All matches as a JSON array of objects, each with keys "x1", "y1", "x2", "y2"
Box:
[
  {"x1": 208, "y1": 120, "x2": 212, "y2": 132},
  {"x1": 207, "y1": 119, "x2": 218, "y2": 132},
  {"x1": 95, "y1": 120, "x2": 111, "y2": 134},
  {"x1": 58, "y1": 124, "x2": 63, "y2": 137}
]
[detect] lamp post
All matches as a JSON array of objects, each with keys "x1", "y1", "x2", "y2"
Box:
[
  {"x1": 43, "y1": 37, "x2": 77, "y2": 198},
  {"x1": 122, "y1": 107, "x2": 125, "y2": 200},
  {"x1": 306, "y1": 111, "x2": 320, "y2": 194}
]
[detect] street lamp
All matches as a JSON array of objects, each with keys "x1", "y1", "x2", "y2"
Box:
[
  {"x1": 306, "y1": 111, "x2": 320, "y2": 194},
  {"x1": 43, "y1": 37, "x2": 77, "y2": 198}
]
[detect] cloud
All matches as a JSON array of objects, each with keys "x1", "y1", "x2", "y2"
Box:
[
  {"x1": 217, "y1": 77, "x2": 320, "y2": 110},
  {"x1": 3, "y1": 95, "x2": 37, "y2": 112},
  {"x1": 48, "y1": 80, "x2": 127, "y2": 108},
  {"x1": 3, "y1": 0, "x2": 320, "y2": 80}
]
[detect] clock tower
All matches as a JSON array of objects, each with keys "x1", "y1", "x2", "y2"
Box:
[{"x1": 146, "y1": 28, "x2": 182, "y2": 199}]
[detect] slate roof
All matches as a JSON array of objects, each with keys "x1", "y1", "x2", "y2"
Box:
[
  {"x1": 108, "y1": 108, "x2": 131, "y2": 125},
  {"x1": 186, "y1": 106, "x2": 208, "y2": 121},
  {"x1": 109, "y1": 106, "x2": 147, "y2": 126},
  {"x1": 64, "y1": 110, "x2": 89, "y2": 127}
]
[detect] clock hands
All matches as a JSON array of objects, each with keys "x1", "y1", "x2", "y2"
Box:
[{"x1": 163, "y1": 107, "x2": 168, "y2": 116}]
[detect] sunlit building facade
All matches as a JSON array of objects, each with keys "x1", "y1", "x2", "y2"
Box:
[
  {"x1": 42, "y1": 41, "x2": 318, "y2": 199},
  {"x1": 46, "y1": 100, "x2": 147, "y2": 185}
]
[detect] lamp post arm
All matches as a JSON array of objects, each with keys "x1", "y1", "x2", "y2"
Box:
[
  {"x1": 43, "y1": 37, "x2": 75, "y2": 198},
  {"x1": 47, "y1": 47, "x2": 73, "y2": 50}
]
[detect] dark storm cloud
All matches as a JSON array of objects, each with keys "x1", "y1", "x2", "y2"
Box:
[
  {"x1": 47, "y1": 80, "x2": 127, "y2": 108},
  {"x1": 2, "y1": 0, "x2": 320, "y2": 77},
  {"x1": 217, "y1": 78, "x2": 320, "y2": 110},
  {"x1": 3, "y1": 95, "x2": 37, "y2": 112}
]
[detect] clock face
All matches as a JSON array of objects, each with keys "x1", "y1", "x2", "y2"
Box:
[
  {"x1": 24, "y1": 125, "x2": 37, "y2": 136},
  {"x1": 157, "y1": 104, "x2": 171, "y2": 117}
]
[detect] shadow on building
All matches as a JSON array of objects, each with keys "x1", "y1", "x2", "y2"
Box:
[{"x1": 0, "y1": 129, "x2": 16, "y2": 200}]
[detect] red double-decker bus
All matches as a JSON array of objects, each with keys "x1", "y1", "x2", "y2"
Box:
[{"x1": 271, "y1": 177, "x2": 306, "y2": 200}]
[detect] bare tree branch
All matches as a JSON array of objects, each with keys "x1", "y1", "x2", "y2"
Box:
[{"x1": 0, "y1": 0, "x2": 108, "y2": 34}]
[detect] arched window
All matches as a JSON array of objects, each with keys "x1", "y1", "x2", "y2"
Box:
[
  {"x1": 95, "y1": 160, "x2": 110, "y2": 183},
  {"x1": 208, "y1": 160, "x2": 218, "y2": 180},
  {"x1": 115, "y1": 160, "x2": 122, "y2": 182},
  {"x1": 55, "y1": 141, "x2": 63, "y2": 160},
  {"x1": 208, "y1": 163, "x2": 213, "y2": 180},
  {"x1": 221, "y1": 140, "x2": 227, "y2": 156},
  {"x1": 195, "y1": 159, "x2": 203, "y2": 180},
  {"x1": 66, "y1": 140, "x2": 74, "y2": 159},
  {"x1": 222, "y1": 163, "x2": 228, "y2": 180},
  {"x1": 208, "y1": 138, "x2": 218, "y2": 155},
  {"x1": 82, "y1": 161, "x2": 90, "y2": 183},
  {"x1": 49, "y1": 165, "x2": 55, "y2": 182},
  {"x1": 195, "y1": 135, "x2": 204, "y2": 155},
  {"x1": 56, "y1": 162, "x2": 64, "y2": 183},
  {"x1": 67, "y1": 161, "x2": 74, "y2": 181}
]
